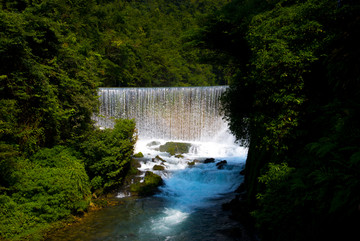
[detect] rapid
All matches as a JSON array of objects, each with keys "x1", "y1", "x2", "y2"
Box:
[{"x1": 50, "y1": 86, "x2": 250, "y2": 240}]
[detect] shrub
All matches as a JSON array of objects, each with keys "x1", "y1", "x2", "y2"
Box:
[
  {"x1": 80, "y1": 119, "x2": 136, "y2": 192},
  {"x1": 0, "y1": 146, "x2": 91, "y2": 240},
  {"x1": 0, "y1": 194, "x2": 46, "y2": 240},
  {"x1": 16, "y1": 147, "x2": 91, "y2": 217}
]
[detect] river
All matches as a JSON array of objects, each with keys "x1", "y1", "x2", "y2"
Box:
[
  {"x1": 49, "y1": 137, "x2": 249, "y2": 240},
  {"x1": 49, "y1": 86, "x2": 252, "y2": 240}
]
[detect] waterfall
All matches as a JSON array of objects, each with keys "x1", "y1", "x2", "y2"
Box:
[
  {"x1": 94, "y1": 86, "x2": 229, "y2": 141},
  {"x1": 51, "y1": 86, "x2": 250, "y2": 241}
]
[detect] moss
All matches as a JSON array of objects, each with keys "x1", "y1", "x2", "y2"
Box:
[
  {"x1": 153, "y1": 165, "x2": 165, "y2": 171},
  {"x1": 147, "y1": 141, "x2": 161, "y2": 147},
  {"x1": 133, "y1": 152, "x2": 144, "y2": 158},
  {"x1": 129, "y1": 171, "x2": 163, "y2": 196},
  {"x1": 159, "y1": 142, "x2": 191, "y2": 155},
  {"x1": 152, "y1": 155, "x2": 165, "y2": 162},
  {"x1": 121, "y1": 159, "x2": 141, "y2": 190},
  {"x1": 187, "y1": 160, "x2": 196, "y2": 166}
]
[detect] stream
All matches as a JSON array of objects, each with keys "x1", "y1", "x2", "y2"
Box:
[
  {"x1": 49, "y1": 138, "x2": 249, "y2": 241},
  {"x1": 49, "y1": 86, "x2": 253, "y2": 240}
]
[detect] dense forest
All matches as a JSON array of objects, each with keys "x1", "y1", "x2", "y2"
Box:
[
  {"x1": 2, "y1": 0, "x2": 360, "y2": 240},
  {"x1": 193, "y1": 0, "x2": 360, "y2": 240},
  {"x1": 1, "y1": 0, "x2": 228, "y2": 88},
  {"x1": 0, "y1": 0, "x2": 227, "y2": 240}
]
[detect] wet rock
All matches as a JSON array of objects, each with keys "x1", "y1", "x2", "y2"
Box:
[
  {"x1": 147, "y1": 141, "x2": 161, "y2": 147},
  {"x1": 216, "y1": 160, "x2": 227, "y2": 169},
  {"x1": 159, "y1": 142, "x2": 191, "y2": 156},
  {"x1": 175, "y1": 154, "x2": 184, "y2": 158},
  {"x1": 187, "y1": 160, "x2": 196, "y2": 166},
  {"x1": 133, "y1": 152, "x2": 144, "y2": 158},
  {"x1": 204, "y1": 158, "x2": 215, "y2": 163},
  {"x1": 152, "y1": 155, "x2": 165, "y2": 162},
  {"x1": 129, "y1": 171, "x2": 163, "y2": 196},
  {"x1": 187, "y1": 159, "x2": 200, "y2": 166},
  {"x1": 153, "y1": 165, "x2": 165, "y2": 171}
]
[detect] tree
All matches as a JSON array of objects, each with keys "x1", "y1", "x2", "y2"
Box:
[{"x1": 195, "y1": 0, "x2": 360, "y2": 240}]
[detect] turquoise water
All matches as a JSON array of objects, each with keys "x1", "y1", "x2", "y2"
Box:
[{"x1": 50, "y1": 139, "x2": 250, "y2": 241}]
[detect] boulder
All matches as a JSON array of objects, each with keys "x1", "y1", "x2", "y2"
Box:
[
  {"x1": 216, "y1": 160, "x2": 227, "y2": 169},
  {"x1": 153, "y1": 165, "x2": 165, "y2": 171},
  {"x1": 187, "y1": 160, "x2": 196, "y2": 166},
  {"x1": 187, "y1": 159, "x2": 200, "y2": 166},
  {"x1": 133, "y1": 152, "x2": 144, "y2": 158},
  {"x1": 204, "y1": 158, "x2": 215, "y2": 163},
  {"x1": 129, "y1": 171, "x2": 163, "y2": 196},
  {"x1": 152, "y1": 155, "x2": 165, "y2": 162},
  {"x1": 159, "y1": 142, "x2": 191, "y2": 156},
  {"x1": 147, "y1": 141, "x2": 161, "y2": 147}
]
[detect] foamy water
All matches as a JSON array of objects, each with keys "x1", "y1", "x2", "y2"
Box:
[
  {"x1": 53, "y1": 86, "x2": 252, "y2": 240},
  {"x1": 131, "y1": 138, "x2": 247, "y2": 237},
  {"x1": 48, "y1": 138, "x2": 249, "y2": 241}
]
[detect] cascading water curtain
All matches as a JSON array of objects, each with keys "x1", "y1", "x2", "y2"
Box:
[{"x1": 94, "y1": 86, "x2": 229, "y2": 141}]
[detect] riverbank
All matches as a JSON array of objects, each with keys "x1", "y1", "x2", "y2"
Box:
[
  {"x1": 44, "y1": 156, "x2": 165, "y2": 240},
  {"x1": 43, "y1": 194, "x2": 130, "y2": 241}
]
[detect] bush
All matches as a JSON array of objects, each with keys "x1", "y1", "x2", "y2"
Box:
[
  {"x1": 16, "y1": 147, "x2": 91, "y2": 217},
  {"x1": 80, "y1": 119, "x2": 136, "y2": 192},
  {"x1": 252, "y1": 163, "x2": 296, "y2": 238},
  {"x1": 0, "y1": 194, "x2": 46, "y2": 240},
  {"x1": 0, "y1": 146, "x2": 91, "y2": 240}
]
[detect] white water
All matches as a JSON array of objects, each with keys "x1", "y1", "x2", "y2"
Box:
[
  {"x1": 132, "y1": 138, "x2": 247, "y2": 239},
  {"x1": 80, "y1": 86, "x2": 250, "y2": 240},
  {"x1": 94, "y1": 86, "x2": 228, "y2": 141}
]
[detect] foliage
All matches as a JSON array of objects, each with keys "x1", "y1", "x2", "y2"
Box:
[
  {"x1": 0, "y1": 7, "x2": 101, "y2": 156},
  {"x1": 79, "y1": 119, "x2": 136, "y2": 192},
  {"x1": 0, "y1": 123, "x2": 137, "y2": 240},
  {"x1": 0, "y1": 0, "x2": 227, "y2": 89},
  {"x1": 0, "y1": 0, "x2": 172, "y2": 239},
  {"x1": 95, "y1": 0, "x2": 229, "y2": 87},
  {"x1": 0, "y1": 3, "x2": 101, "y2": 237},
  {"x1": 195, "y1": 0, "x2": 360, "y2": 240},
  {"x1": 257, "y1": 162, "x2": 294, "y2": 188},
  {"x1": 0, "y1": 147, "x2": 91, "y2": 240}
]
